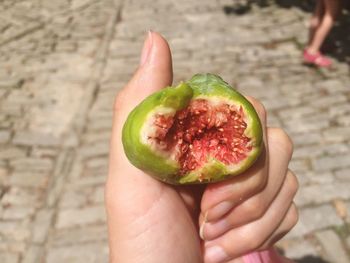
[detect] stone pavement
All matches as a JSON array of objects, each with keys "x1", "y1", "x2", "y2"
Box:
[{"x1": 0, "y1": 0, "x2": 349, "y2": 262}]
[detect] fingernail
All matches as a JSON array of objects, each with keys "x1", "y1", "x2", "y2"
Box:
[
  {"x1": 204, "y1": 219, "x2": 230, "y2": 240},
  {"x1": 200, "y1": 212, "x2": 208, "y2": 240},
  {"x1": 204, "y1": 246, "x2": 229, "y2": 263},
  {"x1": 208, "y1": 201, "x2": 234, "y2": 221},
  {"x1": 140, "y1": 30, "x2": 153, "y2": 66}
]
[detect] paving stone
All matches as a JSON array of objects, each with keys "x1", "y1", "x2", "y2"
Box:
[
  {"x1": 346, "y1": 236, "x2": 350, "y2": 250},
  {"x1": 1, "y1": 187, "x2": 41, "y2": 206},
  {"x1": 315, "y1": 230, "x2": 350, "y2": 263},
  {"x1": 335, "y1": 168, "x2": 350, "y2": 181},
  {"x1": 59, "y1": 190, "x2": 88, "y2": 208},
  {"x1": 278, "y1": 106, "x2": 316, "y2": 120},
  {"x1": 67, "y1": 175, "x2": 106, "y2": 187},
  {"x1": 55, "y1": 42, "x2": 77, "y2": 52},
  {"x1": 294, "y1": 143, "x2": 349, "y2": 159},
  {"x1": 0, "y1": 166, "x2": 9, "y2": 186},
  {"x1": 79, "y1": 142, "x2": 109, "y2": 159},
  {"x1": 296, "y1": 182, "x2": 350, "y2": 206},
  {"x1": 0, "y1": 241, "x2": 26, "y2": 254},
  {"x1": 284, "y1": 115, "x2": 330, "y2": 134},
  {"x1": 32, "y1": 209, "x2": 54, "y2": 244},
  {"x1": 9, "y1": 171, "x2": 49, "y2": 188},
  {"x1": 89, "y1": 185, "x2": 104, "y2": 204},
  {"x1": 50, "y1": 225, "x2": 108, "y2": 246},
  {"x1": 0, "y1": 147, "x2": 27, "y2": 159},
  {"x1": 0, "y1": 252, "x2": 20, "y2": 263},
  {"x1": 0, "y1": 130, "x2": 11, "y2": 143},
  {"x1": 22, "y1": 245, "x2": 43, "y2": 263},
  {"x1": 277, "y1": 238, "x2": 319, "y2": 260},
  {"x1": 13, "y1": 131, "x2": 60, "y2": 147},
  {"x1": 337, "y1": 115, "x2": 350, "y2": 126},
  {"x1": 316, "y1": 79, "x2": 348, "y2": 93},
  {"x1": 329, "y1": 103, "x2": 350, "y2": 118},
  {"x1": 313, "y1": 154, "x2": 350, "y2": 171},
  {"x1": 311, "y1": 93, "x2": 348, "y2": 109},
  {"x1": 287, "y1": 205, "x2": 343, "y2": 238},
  {"x1": 31, "y1": 147, "x2": 59, "y2": 158},
  {"x1": 299, "y1": 171, "x2": 335, "y2": 186},
  {"x1": 322, "y1": 126, "x2": 350, "y2": 143},
  {"x1": 1, "y1": 206, "x2": 35, "y2": 220},
  {"x1": 55, "y1": 206, "x2": 106, "y2": 229},
  {"x1": 289, "y1": 159, "x2": 310, "y2": 173},
  {"x1": 46, "y1": 243, "x2": 109, "y2": 263},
  {"x1": 10, "y1": 157, "x2": 53, "y2": 172},
  {"x1": 290, "y1": 132, "x2": 323, "y2": 146},
  {"x1": 0, "y1": 221, "x2": 31, "y2": 242},
  {"x1": 0, "y1": 78, "x2": 23, "y2": 89}
]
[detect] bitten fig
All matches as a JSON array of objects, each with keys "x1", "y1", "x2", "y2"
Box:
[{"x1": 122, "y1": 73, "x2": 263, "y2": 184}]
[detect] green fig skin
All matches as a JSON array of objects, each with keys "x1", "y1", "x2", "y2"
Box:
[{"x1": 122, "y1": 73, "x2": 263, "y2": 184}]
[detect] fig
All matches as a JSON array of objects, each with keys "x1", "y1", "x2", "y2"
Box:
[{"x1": 122, "y1": 73, "x2": 263, "y2": 184}]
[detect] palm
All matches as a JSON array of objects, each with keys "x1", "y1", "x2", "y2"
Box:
[{"x1": 107, "y1": 165, "x2": 203, "y2": 262}]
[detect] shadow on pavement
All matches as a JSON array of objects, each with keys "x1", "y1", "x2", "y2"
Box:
[
  {"x1": 223, "y1": 0, "x2": 350, "y2": 64},
  {"x1": 275, "y1": 248, "x2": 330, "y2": 263},
  {"x1": 295, "y1": 255, "x2": 330, "y2": 263}
]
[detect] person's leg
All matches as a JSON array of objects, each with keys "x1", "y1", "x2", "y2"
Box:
[
  {"x1": 307, "y1": 0, "x2": 340, "y2": 54},
  {"x1": 308, "y1": 0, "x2": 324, "y2": 45}
]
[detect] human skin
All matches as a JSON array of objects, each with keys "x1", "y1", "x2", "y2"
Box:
[
  {"x1": 105, "y1": 31, "x2": 298, "y2": 263},
  {"x1": 307, "y1": 0, "x2": 341, "y2": 54}
]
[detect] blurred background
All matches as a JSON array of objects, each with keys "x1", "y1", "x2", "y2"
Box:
[{"x1": 0, "y1": 0, "x2": 349, "y2": 262}]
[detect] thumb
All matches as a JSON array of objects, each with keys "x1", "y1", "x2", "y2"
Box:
[
  {"x1": 105, "y1": 32, "x2": 177, "y2": 261},
  {"x1": 107, "y1": 31, "x2": 173, "y2": 190},
  {"x1": 117, "y1": 31, "x2": 173, "y2": 117},
  {"x1": 109, "y1": 31, "x2": 173, "y2": 169}
]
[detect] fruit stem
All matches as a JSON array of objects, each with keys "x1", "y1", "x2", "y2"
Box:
[{"x1": 160, "y1": 82, "x2": 193, "y2": 110}]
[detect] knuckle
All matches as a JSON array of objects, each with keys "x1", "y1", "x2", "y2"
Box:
[
  {"x1": 288, "y1": 203, "x2": 299, "y2": 228},
  {"x1": 270, "y1": 128, "x2": 294, "y2": 158},
  {"x1": 250, "y1": 171, "x2": 268, "y2": 195},
  {"x1": 240, "y1": 226, "x2": 262, "y2": 250},
  {"x1": 246, "y1": 96, "x2": 267, "y2": 122},
  {"x1": 286, "y1": 170, "x2": 299, "y2": 197},
  {"x1": 242, "y1": 198, "x2": 266, "y2": 221}
]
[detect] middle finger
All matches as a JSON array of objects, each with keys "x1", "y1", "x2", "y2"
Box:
[{"x1": 202, "y1": 128, "x2": 293, "y2": 240}]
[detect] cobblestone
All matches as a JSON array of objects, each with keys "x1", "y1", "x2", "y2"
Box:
[
  {"x1": 313, "y1": 154, "x2": 350, "y2": 171},
  {"x1": 55, "y1": 206, "x2": 106, "y2": 229},
  {"x1": 0, "y1": 252, "x2": 20, "y2": 263},
  {"x1": 46, "y1": 243, "x2": 109, "y2": 263},
  {"x1": 294, "y1": 205, "x2": 344, "y2": 237},
  {"x1": 0, "y1": 130, "x2": 11, "y2": 143},
  {"x1": 1, "y1": 206, "x2": 35, "y2": 220},
  {"x1": 335, "y1": 168, "x2": 350, "y2": 181},
  {"x1": 315, "y1": 230, "x2": 350, "y2": 263},
  {"x1": 0, "y1": 0, "x2": 350, "y2": 261},
  {"x1": 0, "y1": 147, "x2": 27, "y2": 159},
  {"x1": 278, "y1": 238, "x2": 319, "y2": 260},
  {"x1": 50, "y1": 225, "x2": 108, "y2": 246},
  {"x1": 12, "y1": 131, "x2": 60, "y2": 147},
  {"x1": 31, "y1": 209, "x2": 54, "y2": 244},
  {"x1": 296, "y1": 182, "x2": 350, "y2": 206},
  {"x1": 21, "y1": 245, "x2": 43, "y2": 263}
]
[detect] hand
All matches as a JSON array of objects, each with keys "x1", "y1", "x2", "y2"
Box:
[
  {"x1": 105, "y1": 31, "x2": 298, "y2": 263},
  {"x1": 199, "y1": 92, "x2": 298, "y2": 262}
]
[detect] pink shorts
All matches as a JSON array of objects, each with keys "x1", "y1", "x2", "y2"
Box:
[{"x1": 243, "y1": 249, "x2": 287, "y2": 263}]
